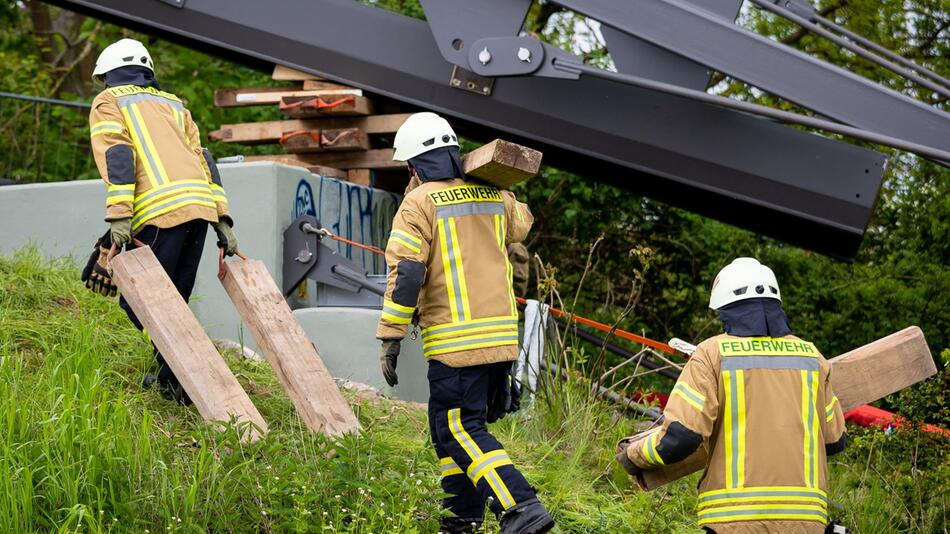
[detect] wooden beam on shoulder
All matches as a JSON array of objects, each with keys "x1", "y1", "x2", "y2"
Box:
[
  {"x1": 628, "y1": 326, "x2": 936, "y2": 490},
  {"x1": 462, "y1": 139, "x2": 543, "y2": 189}
]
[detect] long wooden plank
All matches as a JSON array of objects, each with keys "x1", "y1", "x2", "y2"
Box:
[
  {"x1": 215, "y1": 87, "x2": 361, "y2": 108},
  {"x1": 110, "y1": 247, "x2": 267, "y2": 442},
  {"x1": 272, "y1": 64, "x2": 324, "y2": 81},
  {"x1": 209, "y1": 114, "x2": 411, "y2": 144},
  {"x1": 627, "y1": 326, "x2": 935, "y2": 490},
  {"x1": 463, "y1": 139, "x2": 543, "y2": 189},
  {"x1": 219, "y1": 259, "x2": 360, "y2": 437}
]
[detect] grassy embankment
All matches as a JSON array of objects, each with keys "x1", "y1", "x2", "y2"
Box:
[{"x1": 0, "y1": 248, "x2": 946, "y2": 533}]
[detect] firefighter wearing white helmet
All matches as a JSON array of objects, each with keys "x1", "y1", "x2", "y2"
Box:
[
  {"x1": 617, "y1": 257, "x2": 848, "y2": 534},
  {"x1": 378, "y1": 113, "x2": 552, "y2": 534},
  {"x1": 92, "y1": 38, "x2": 154, "y2": 82},
  {"x1": 82, "y1": 38, "x2": 238, "y2": 406}
]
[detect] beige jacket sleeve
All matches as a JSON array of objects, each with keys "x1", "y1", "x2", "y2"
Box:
[
  {"x1": 502, "y1": 191, "x2": 534, "y2": 244},
  {"x1": 376, "y1": 196, "x2": 432, "y2": 340},
  {"x1": 184, "y1": 109, "x2": 230, "y2": 221},
  {"x1": 89, "y1": 94, "x2": 135, "y2": 221},
  {"x1": 630, "y1": 343, "x2": 720, "y2": 469}
]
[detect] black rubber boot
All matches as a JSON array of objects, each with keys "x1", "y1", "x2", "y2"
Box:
[
  {"x1": 499, "y1": 499, "x2": 554, "y2": 534},
  {"x1": 142, "y1": 374, "x2": 158, "y2": 389},
  {"x1": 439, "y1": 516, "x2": 483, "y2": 534}
]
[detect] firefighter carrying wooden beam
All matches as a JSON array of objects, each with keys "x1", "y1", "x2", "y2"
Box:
[
  {"x1": 376, "y1": 113, "x2": 553, "y2": 534},
  {"x1": 618, "y1": 258, "x2": 848, "y2": 534},
  {"x1": 82, "y1": 38, "x2": 238, "y2": 405}
]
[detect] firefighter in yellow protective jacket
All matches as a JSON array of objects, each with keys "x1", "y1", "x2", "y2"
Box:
[
  {"x1": 618, "y1": 258, "x2": 848, "y2": 534},
  {"x1": 376, "y1": 113, "x2": 554, "y2": 534},
  {"x1": 86, "y1": 39, "x2": 238, "y2": 404}
]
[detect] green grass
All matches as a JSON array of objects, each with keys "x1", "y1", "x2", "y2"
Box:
[{"x1": 0, "y1": 248, "x2": 946, "y2": 533}]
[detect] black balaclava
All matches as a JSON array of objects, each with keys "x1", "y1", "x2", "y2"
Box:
[
  {"x1": 718, "y1": 297, "x2": 792, "y2": 337},
  {"x1": 105, "y1": 65, "x2": 160, "y2": 89},
  {"x1": 408, "y1": 146, "x2": 466, "y2": 183}
]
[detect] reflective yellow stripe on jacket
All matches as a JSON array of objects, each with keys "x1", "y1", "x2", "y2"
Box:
[
  {"x1": 130, "y1": 179, "x2": 216, "y2": 231},
  {"x1": 421, "y1": 316, "x2": 519, "y2": 358},
  {"x1": 698, "y1": 486, "x2": 829, "y2": 525}
]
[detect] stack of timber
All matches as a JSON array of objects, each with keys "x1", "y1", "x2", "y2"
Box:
[{"x1": 210, "y1": 65, "x2": 410, "y2": 190}]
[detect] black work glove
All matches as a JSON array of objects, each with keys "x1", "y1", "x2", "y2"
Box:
[
  {"x1": 487, "y1": 362, "x2": 520, "y2": 424},
  {"x1": 213, "y1": 217, "x2": 238, "y2": 256},
  {"x1": 379, "y1": 339, "x2": 401, "y2": 387},
  {"x1": 81, "y1": 230, "x2": 118, "y2": 297}
]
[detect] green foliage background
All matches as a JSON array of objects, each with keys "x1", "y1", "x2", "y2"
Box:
[{"x1": 0, "y1": 0, "x2": 947, "y2": 416}]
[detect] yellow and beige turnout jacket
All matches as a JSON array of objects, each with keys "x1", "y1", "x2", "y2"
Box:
[
  {"x1": 376, "y1": 179, "x2": 533, "y2": 367},
  {"x1": 89, "y1": 84, "x2": 229, "y2": 231},
  {"x1": 629, "y1": 334, "x2": 847, "y2": 534}
]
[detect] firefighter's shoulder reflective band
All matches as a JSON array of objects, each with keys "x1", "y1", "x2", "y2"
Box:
[
  {"x1": 389, "y1": 229, "x2": 422, "y2": 253},
  {"x1": 719, "y1": 337, "x2": 818, "y2": 357},
  {"x1": 381, "y1": 299, "x2": 414, "y2": 325},
  {"x1": 825, "y1": 396, "x2": 839, "y2": 423},
  {"x1": 640, "y1": 431, "x2": 665, "y2": 466},
  {"x1": 91, "y1": 120, "x2": 124, "y2": 137},
  {"x1": 109, "y1": 85, "x2": 184, "y2": 108},
  {"x1": 440, "y1": 457, "x2": 463, "y2": 478},
  {"x1": 722, "y1": 356, "x2": 819, "y2": 371},
  {"x1": 428, "y1": 184, "x2": 502, "y2": 206},
  {"x1": 671, "y1": 382, "x2": 706, "y2": 411}
]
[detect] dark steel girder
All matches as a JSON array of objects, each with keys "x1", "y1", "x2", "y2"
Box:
[
  {"x1": 46, "y1": 0, "x2": 887, "y2": 259},
  {"x1": 555, "y1": 0, "x2": 950, "y2": 154}
]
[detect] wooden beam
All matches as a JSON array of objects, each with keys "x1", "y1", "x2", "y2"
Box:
[
  {"x1": 246, "y1": 149, "x2": 403, "y2": 170},
  {"x1": 627, "y1": 326, "x2": 936, "y2": 490},
  {"x1": 280, "y1": 95, "x2": 374, "y2": 118},
  {"x1": 279, "y1": 130, "x2": 322, "y2": 154},
  {"x1": 321, "y1": 128, "x2": 370, "y2": 152},
  {"x1": 215, "y1": 86, "x2": 361, "y2": 108},
  {"x1": 219, "y1": 258, "x2": 361, "y2": 437},
  {"x1": 109, "y1": 247, "x2": 267, "y2": 442},
  {"x1": 462, "y1": 139, "x2": 543, "y2": 189},
  {"x1": 209, "y1": 114, "x2": 411, "y2": 144},
  {"x1": 272, "y1": 64, "x2": 325, "y2": 81},
  {"x1": 303, "y1": 79, "x2": 356, "y2": 92}
]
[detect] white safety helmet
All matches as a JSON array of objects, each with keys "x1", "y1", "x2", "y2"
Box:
[
  {"x1": 392, "y1": 112, "x2": 459, "y2": 162},
  {"x1": 708, "y1": 257, "x2": 781, "y2": 310},
  {"x1": 93, "y1": 38, "x2": 154, "y2": 79}
]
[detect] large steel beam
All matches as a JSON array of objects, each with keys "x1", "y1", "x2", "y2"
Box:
[
  {"x1": 46, "y1": 0, "x2": 887, "y2": 258},
  {"x1": 556, "y1": 0, "x2": 950, "y2": 153}
]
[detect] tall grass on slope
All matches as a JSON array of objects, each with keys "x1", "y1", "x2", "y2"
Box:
[{"x1": 0, "y1": 248, "x2": 946, "y2": 532}]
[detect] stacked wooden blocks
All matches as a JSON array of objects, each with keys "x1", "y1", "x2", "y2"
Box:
[{"x1": 210, "y1": 65, "x2": 411, "y2": 190}]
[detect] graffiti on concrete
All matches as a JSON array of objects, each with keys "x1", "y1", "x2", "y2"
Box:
[
  {"x1": 294, "y1": 179, "x2": 317, "y2": 218},
  {"x1": 294, "y1": 175, "x2": 400, "y2": 274}
]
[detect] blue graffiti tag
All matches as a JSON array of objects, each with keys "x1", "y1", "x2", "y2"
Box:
[{"x1": 295, "y1": 179, "x2": 317, "y2": 218}]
